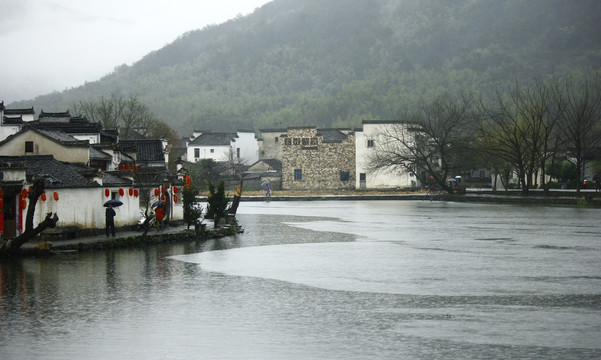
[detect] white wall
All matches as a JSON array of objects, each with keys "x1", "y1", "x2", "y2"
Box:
[
  {"x1": 0, "y1": 125, "x2": 20, "y2": 142},
  {"x1": 233, "y1": 131, "x2": 259, "y2": 165},
  {"x1": 355, "y1": 122, "x2": 417, "y2": 189},
  {"x1": 187, "y1": 145, "x2": 231, "y2": 163},
  {"x1": 30, "y1": 187, "x2": 141, "y2": 230}
]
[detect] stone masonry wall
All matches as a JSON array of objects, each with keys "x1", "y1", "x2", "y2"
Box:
[{"x1": 282, "y1": 128, "x2": 356, "y2": 190}]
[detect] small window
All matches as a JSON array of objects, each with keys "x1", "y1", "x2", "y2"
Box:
[
  {"x1": 284, "y1": 138, "x2": 292, "y2": 145},
  {"x1": 275, "y1": 137, "x2": 279, "y2": 143},
  {"x1": 294, "y1": 169, "x2": 303, "y2": 180},
  {"x1": 210, "y1": 149, "x2": 215, "y2": 153},
  {"x1": 310, "y1": 138, "x2": 318, "y2": 145},
  {"x1": 293, "y1": 138, "x2": 300, "y2": 145},
  {"x1": 194, "y1": 148, "x2": 200, "y2": 158},
  {"x1": 367, "y1": 140, "x2": 375, "y2": 148},
  {"x1": 302, "y1": 138, "x2": 310, "y2": 145},
  {"x1": 237, "y1": 148, "x2": 241, "y2": 158},
  {"x1": 340, "y1": 171, "x2": 350, "y2": 182},
  {"x1": 25, "y1": 141, "x2": 34, "y2": 153}
]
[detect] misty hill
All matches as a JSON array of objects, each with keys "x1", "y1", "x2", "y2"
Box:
[{"x1": 11, "y1": 0, "x2": 601, "y2": 134}]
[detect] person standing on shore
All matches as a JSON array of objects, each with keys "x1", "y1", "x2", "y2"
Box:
[
  {"x1": 105, "y1": 205, "x2": 116, "y2": 237},
  {"x1": 155, "y1": 205, "x2": 165, "y2": 231}
]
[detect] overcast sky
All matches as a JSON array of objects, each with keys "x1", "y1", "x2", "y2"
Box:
[{"x1": 0, "y1": 0, "x2": 272, "y2": 104}]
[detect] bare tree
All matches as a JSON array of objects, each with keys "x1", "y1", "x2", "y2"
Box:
[
  {"x1": 73, "y1": 95, "x2": 159, "y2": 138},
  {"x1": 367, "y1": 94, "x2": 473, "y2": 193},
  {"x1": 513, "y1": 79, "x2": 562, "y2": 193},
  {"x1": 553, "y1": 71, "x2": 601, "y2": 193},
  {"x1": 0, "y1": 179, "x2": 59, "y2": 257},
  {"x1": 477, "y1": 87, "x2": 537, "y2": 195}
]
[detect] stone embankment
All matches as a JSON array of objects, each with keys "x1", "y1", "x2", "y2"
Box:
[
  {"x1": 18, "y1": 220, "x2": 242, "y2": 256},
  {"x1": 235, "y1": 188, "x2": 601, "y2": 207}
]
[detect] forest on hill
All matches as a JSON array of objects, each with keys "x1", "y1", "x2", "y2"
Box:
[{"x1": 11, "y1": 0, "x2": 601, "y2": 135}]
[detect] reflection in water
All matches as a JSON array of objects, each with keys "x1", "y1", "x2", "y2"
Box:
[{"x1": 0, "y1": 201, "x2": 600, "y2": 359}]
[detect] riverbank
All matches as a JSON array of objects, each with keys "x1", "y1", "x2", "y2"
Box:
[
  {"x1": 9, "y1": 188, "x2": 600, "y2": 257},
  {"x1": 15, "y1": 220, "x2": 242, "y2": 257},
  {"x1": 235, "y1": 188, "x2": 601, "y2": 207}
]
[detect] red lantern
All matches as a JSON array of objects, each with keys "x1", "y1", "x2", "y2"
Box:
[
  {"x1": 173, "y1": 195, "x2": 178, "y2": 203},
  {"x1": 161, "y1": 186, "x2": 166, "y2": 193},
  {"x1": 41, "y1": 193, "x2": 47, "y2": 201},
  {"x1": 129, "y1": 188, "x2": 133, "y2": 196},
  {"x1": 185, "y1": 176, "x2": 191, "y2": 185},
  {"x1": 21, "y1": 189, "x2": 28, "y2": 198},
  {"x1": 119, "y1": 188, "x2": 124, "y2": 196},
  {"x1": 154, "y1": 188, "x2": 159, "y2": 196},
  {"x1": 20, "y1": 199, "x2": 27, "y2": 209},
  {"x1": 105, "y1": 189, "x2": 110, "y2": 197},
  {"x1": 134, "y1": 189, "x2": 139, "y2": 197},
  {"x1": 173, "y1": 187, "x2": 178, "y2": 194},
  {"x1": 53, "y1": 192, "x2": 59, "y2": 201}
]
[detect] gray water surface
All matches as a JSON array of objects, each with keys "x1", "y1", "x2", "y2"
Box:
[{"x1": 1, "y1": 200, "x2": 600, "y2": 359}]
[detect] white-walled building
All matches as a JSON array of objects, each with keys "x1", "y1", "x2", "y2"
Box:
[
  {"x1": 258, "y1": 128, "x2": 285, "y2": 160},
  {"x1": 186, "y1": 130, "x2": 258, "y2": 165},
  {"x1": 355, "y1": 120, "x2": 419, "y2": 189}
]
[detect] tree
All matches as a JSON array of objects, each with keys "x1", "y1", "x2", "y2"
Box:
[
  {"x1": 509, "y1": 79, "x2": 562, "y2": 193},
  {"x1": 185, "y1": 159, "x2": 223, "y2": 190},
  {"x1": 477, "y1": 89, "x2": 536, "y2": 194},
  {"x1": 553, "y1": 71, "x2": 601, "y2": 193},
  {"x1": 205, "y1": 180, "x2": 229, "y2": 227},
  {"x1": 367, "y1": 94, "x2": 474, "y2": 193},
  {"x1": 183, "y1": 184, "x2": 203, "y2": 229},
  {"x1": 73, "y1": 95, "x2": 160, "y2": 138},
  {"x1": 0, "y1": 179, "x2": 59, "y2": 257}
]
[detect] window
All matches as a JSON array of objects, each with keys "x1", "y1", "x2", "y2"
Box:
[
  {"x1": 294, "y1": 169, "x2": 303, "y2": 180},
  {"x1": 210, "y1": 149, "x2": 215, "y2": 153},
  {"x1": 275, "y1": 137, "x2": 279, "y2": 143},
  {"x1": 284, "y1": 138, "x2": 292, "y2": 145},
  {"x1": 194, "y1": 148, "x2": 200, "y2": 158},
  {"x1": 339, "y1": 171, "x2": 350, "y2": 182},
  {"x1": 302, "y1": 138, "x2": 310, "y2": 145},
  {"x1": 310, "y1": 137, "x2": 318, "y2": 145},
  {"x1": 237, "y1": 148, "x2": 241, "y2": 159},
  {"x1": 293, "y1": 138, "x2": 300, "y2": 145},
  {"x1": 25, "y1": 141, "x2": 34, "y2": 153},
  {"x1": 367, "y1": 139, "x2": 375, "y2": 148}
]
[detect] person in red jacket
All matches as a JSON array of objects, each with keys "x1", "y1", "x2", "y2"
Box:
[{"x1": 155, "y1": 205, "x2": 165, "y2": 231}]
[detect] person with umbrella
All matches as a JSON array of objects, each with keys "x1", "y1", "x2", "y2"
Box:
[
  {"x1": 261, "y1": 180, "x2": 271, "y2": 197},
  {"x1": 104, "y1": 199, "x2": 122, "y2": 237}
]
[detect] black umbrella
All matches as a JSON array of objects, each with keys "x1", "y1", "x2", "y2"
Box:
[{"x1": 104, "y1": 199, "x2": 123, "y2": 207}]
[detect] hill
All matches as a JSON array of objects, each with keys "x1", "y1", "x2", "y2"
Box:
[{"x1": 10, "y1": 0, "x2": 601, "y2": 135}]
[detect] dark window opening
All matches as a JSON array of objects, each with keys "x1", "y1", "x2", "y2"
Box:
[{"x1": 340, "y1": 171, "x2": 350, "y2": 182}]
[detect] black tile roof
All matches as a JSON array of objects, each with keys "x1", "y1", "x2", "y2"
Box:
[
  {"x1": 317, "y1": 128, "x2": 352, "y2": 143},
  {"x1": 189, "y1": 132, "x2": 237, "y2": 146},
  {"x1": 0, "y1": 127, "x2": 89, "y2": 148},
  {"x1": 2, "y1": 116, "x2": 24, "y2": 125},
  {"x1": 90, "y1": 147, "x2": 112, "y2": 161},
  {"x1": 3, "y1": 107, "x2": 35, "y2": 115},
  {"x1": 29, "y1": 115, "x2": 102, "y2": 135},
  {"x1": 102, "y1": 172, "x2": 132, "y2": 187},
  {"x1": 0, "y1": 155, "x2": 97, "y2": 189},
  {"x1": 120, "y1": 139, "x2": 165, "y2": 162}
]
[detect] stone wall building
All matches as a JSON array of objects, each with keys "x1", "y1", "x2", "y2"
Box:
[{"x1": 281, "y1": 127, "x2": 355, "y2": 190}]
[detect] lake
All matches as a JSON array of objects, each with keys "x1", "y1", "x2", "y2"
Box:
[{"x1": 1, "y1": 200, "x2": 600, "y2": 359}]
